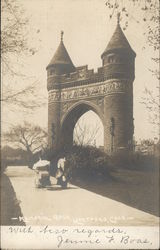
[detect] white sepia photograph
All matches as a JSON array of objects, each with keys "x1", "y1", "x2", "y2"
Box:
[{"x1": 1, "y1": 0, "x2": 160, "y2": 249}]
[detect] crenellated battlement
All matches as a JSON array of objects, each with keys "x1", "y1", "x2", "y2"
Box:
[
  {"x1": 47, "y1": 64, "x2": 106, "y2": 90},
  {"x1": 47, "y1": 64, "x2": 98, "y2": 81},
  {"x1": 47, "y1": 62, "x2": 134, "y2": 91},
  {"x1": 60, "y1": 65, "x2": 105, "y2": 81}
]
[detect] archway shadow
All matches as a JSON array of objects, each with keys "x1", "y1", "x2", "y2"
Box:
[{"x1": 70, "y1": 168, "x2": 159, "y2": 217}]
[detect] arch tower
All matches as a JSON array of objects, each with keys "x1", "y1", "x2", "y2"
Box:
[{"x1": 47, "y1": 20, "x2": 136, "y2": 155}]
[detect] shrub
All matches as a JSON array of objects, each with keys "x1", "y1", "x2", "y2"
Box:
[
  {"x1": 1, "y1": 146, "x2": 40, "y2": 170},
  {"x1": 109, "y1": 151, "x2": 159, "y2": 171},
  {"x1": 46, "y1": 145, "x2": 111, "y2": 180},
  {"x1": 41, "y1": 145, "x2": 159, "y2": 178}
]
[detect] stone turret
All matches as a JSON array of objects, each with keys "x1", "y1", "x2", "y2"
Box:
[
  {"x1": 47, "y1": 31, "x2": 75, "y2": 82},
  {"x1": 47, "y1": 31, "x2": 76, "y2": 150},
  {"x1": 102, "y1": 14, "x2": 136, "y2": 154},
  {"x1": 101, "y1": 14, "x2": 136, "y2": 81}
]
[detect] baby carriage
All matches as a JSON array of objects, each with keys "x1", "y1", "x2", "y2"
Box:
[{"x1": 33, "y1": 159, "x2": 51, "y2": 188}]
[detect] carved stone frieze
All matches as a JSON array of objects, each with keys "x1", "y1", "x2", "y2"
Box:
[
  {"x1": 48, "y1": 80, "x2": 131, "y2": 103},
  {"x1": 48, "y1": 91, "x2": 60, "y2": 102}
]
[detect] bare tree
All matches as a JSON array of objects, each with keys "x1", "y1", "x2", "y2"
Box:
[
  {"x1": 1, "y1": 0, "x2": 37, "y2": 75},
  {"x1": 1, "y1": 0, "x2": 44, "y2": 110},
  {"x1": 105, "y1": 0, "x2": 160, "y2": 127},
  {"x1": 141, "y1": 87, "x2": 160, "y2": 127},
  {"x1": 105, "y1": 0, "x2": 159, "y2": 49},
  {"x1": 73, "y1": 118, "x2": 100, "y2": 146},
  {"x1": 1, "y1": 80, "x2": 47, "y2": 110},
  {"x1": 3, "y1": 122, "x2": 48, "y2": 167}
]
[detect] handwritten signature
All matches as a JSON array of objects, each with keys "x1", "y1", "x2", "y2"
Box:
[{"x1": 8, "y1": 225, "x2": 153, "y2": 248}]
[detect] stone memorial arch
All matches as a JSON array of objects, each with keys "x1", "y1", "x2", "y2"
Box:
[{"x1": 47, "y1": 19, "x2": 136, "y2": 155}]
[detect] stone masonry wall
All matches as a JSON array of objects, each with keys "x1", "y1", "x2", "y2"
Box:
[{"x1": 104, "y1": 90, "x2": 133, "y2": 154}]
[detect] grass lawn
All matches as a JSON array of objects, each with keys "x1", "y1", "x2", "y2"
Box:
[{"x1": 71, "y1": 166, "x2": 159, "y2": 217}]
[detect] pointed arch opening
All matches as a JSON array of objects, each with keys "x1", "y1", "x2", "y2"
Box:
[
  {"x1": 73, "y1": 111, "x2": 104, "y2": 147},
  {"x1": 60, "y1": 101, "x2": 104, "y2": 150}
]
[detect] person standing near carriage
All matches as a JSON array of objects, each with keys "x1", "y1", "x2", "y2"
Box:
[{"x1": 56, "y1": 157, "x2": 67, "y2": 188}]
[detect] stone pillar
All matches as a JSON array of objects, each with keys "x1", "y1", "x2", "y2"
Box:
[
  {"x1": 104, "y1": 81, "x2": 133, "y2": 155},
  {"x1": 48, "y1": 91, "x2": 61, "y2": 152}
]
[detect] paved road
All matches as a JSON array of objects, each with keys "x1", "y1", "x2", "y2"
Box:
[{"x1": 5, "y1": 166, "x2": 159, "y2": 226}]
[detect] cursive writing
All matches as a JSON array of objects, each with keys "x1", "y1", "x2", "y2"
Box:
[
  {"x1": 57, "y1": 235, "x2": 101, "y2": 248},
  {"x1": 6, "y1": 226, "x2": 154, "y2": 248},
  {"x1": 40, "y1": 225, "x2": 68, "y2": 234},
  {"x1": 120, "y1": 235, "x2": 151, "y2": 245},
  {"x1": 9, "y1": 226, "x2": 33, "y2": 233}
]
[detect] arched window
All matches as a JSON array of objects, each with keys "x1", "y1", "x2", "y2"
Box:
[
  {"x1": 50, "y1": 69, "x2": 55, "y2": 75},
  {"x1": 108, "y1": 55, "x2": 115, "y2": 63}
]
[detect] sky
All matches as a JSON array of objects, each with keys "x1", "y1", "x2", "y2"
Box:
[{"x1": 2, "y1": 0, "x2": 159, "y2": 145}]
